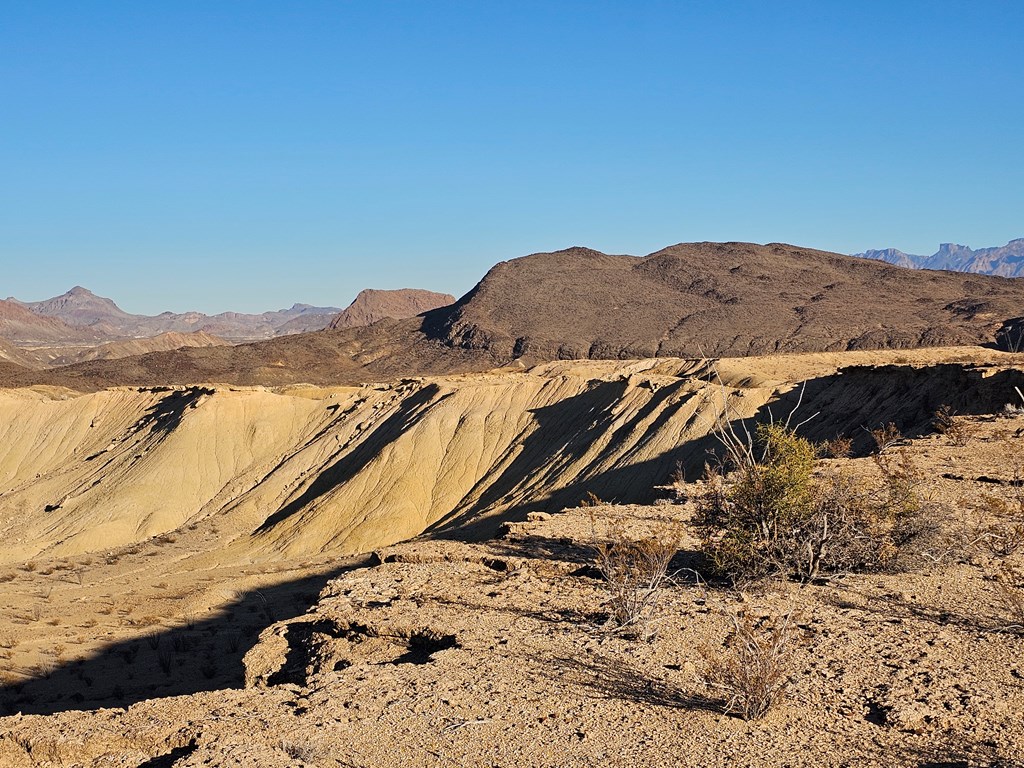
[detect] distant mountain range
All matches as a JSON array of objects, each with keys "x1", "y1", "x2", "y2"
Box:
[
  {"x1": 6, "y1": 286, "x2": 342, "y2": 342},
  {"x1": 8, "y1": 240, "x2": 1024, "y2": 391},
  {"x1": 0, "y1": 286, "x2": 457, "y2": 369},
  {"x1": 853, "y1": 238, "x2": 1024, "y2": 276}
]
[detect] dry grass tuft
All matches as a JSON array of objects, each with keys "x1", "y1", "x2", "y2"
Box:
[
  {"x1": 971, "y1": 494, "x2": 1024, "y2": 558},
  {"x1": 933, "y1": 405, "x2": 976, "y2": 446},
  {"x1": 817, "y1": 435, "x2": 853, "y2": 459},
  {"x1": 993, "y1": 564, "x2": 1024, "y2": 633},
  {"x1": 592, "y1": 517, "x2": 680, "y2": 639},
  {"x1": 700, "y1": 609, "x2": 796, "y2": 720}
]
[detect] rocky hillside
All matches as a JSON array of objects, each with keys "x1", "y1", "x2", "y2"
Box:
[
  {"x1": 428, "y1": 241, "x2": 1024, "y2": 361},
  {"x1": 6, "y1": 241, "x2": 1024, "y2": 391}
]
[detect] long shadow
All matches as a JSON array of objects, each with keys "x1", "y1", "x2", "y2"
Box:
[
  {"x1": 133, "y1": 386, "x2": 215, "y2": 438},
  {"x1": 0, "y1": 559, "x2": 368, "y2": 717},
  {"x1": 761, "y1": 363, "x2": 1024, "y2": 455},
  {"x1": 485, "y1": 529, "x2": 706, "y2": 579},
  {"x1": 256, "y1": 384, "x2": 447, "y2": 533},
  {"x1": 824, "y1": 585, "x2": 1012, "y2": 636},
  {"x1": 534, "y1": 654, "x2": 717, "y2": 712},
  {"x1": 425, "y1": 378, "x2": 704, "y2": 539}
]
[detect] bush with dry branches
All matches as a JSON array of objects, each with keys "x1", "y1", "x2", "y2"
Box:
[
  {"x1": 592, "y1": 517, "x2": 680, "y2": 639},
  {"x1": 699, "y1": 609, "x2": 796, "y2": 720},
  {"x1": 993, "y1": 564, "x2": 1024, "y2": 634},
  {"x1": 870, "y1": 422, "x2": 904, "y2": 453},
  {"x1": 694, "y1": 384, "x2": 937, "y2": 583},
  {"x1": 970, "y1": 494, "x2": 1024, "y2": 557},
  {"x1": 933, "y1": 405, "x2": 976, "y2": 446}
]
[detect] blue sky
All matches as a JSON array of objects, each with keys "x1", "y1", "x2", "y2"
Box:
[{"x1": 2, "y1": 1, "x2": 1021, "y2": 314}]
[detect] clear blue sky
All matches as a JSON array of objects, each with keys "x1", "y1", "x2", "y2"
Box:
[{"x1": 2, "y1": 1, "x2": 1022, "y2": 314}]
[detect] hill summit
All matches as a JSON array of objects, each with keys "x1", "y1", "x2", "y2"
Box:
[
  {"x1": 4, "y1": 240, "x2": 1024, "y2": 392},
  {"x1": 327, "y1": 288, "x2": 456, "y2": 330}
]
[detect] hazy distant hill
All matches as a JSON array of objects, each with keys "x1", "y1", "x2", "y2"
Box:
[
  {"x1": 49, "y1": 331, "x2": 229, "y2": 366},
  {"x1": 8, "y1": 241, "x2": 1024, "y2": 391},
  {"x1": 327, "y1": 288, "x2": 456, "y2": 330},
  {"x1": 0, "y1": 298, "x2": 101, "y2": 344},
  {"x1": 0, "y1": 335, "x2": 42, "y2": 368},
  {"x1": 853, "y1": 238, "x2": 1024, "y2": 276},
  {"x1": 10, "y1": 286, "x2": 341, "y2": 342}
]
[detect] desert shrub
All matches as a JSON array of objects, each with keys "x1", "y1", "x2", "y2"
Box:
[
  {"x1": 993, "y1": 564, "x2": 1024, "y2": 633},
  {"x1": 695, "y1": 423, "x2": 816, "y2": 583},
  {"x1": 592, "y1": 517, "x2": 680, "y2": 638},
  {"x1": 817, "y1": 435, "x2": 853, "y2": 459},
  {"x1": 700, "y1": 610, "x2": 795, "y2": 720},
  {"x1": 962, "y1": 442, "x2": 1024, "y2": 557},
  {"x1": 695, "y1": 423, "x2": 935, "y2": 584},
  {"x1": 970, "y1": 494, "x2": 1024, "y2": 557},
  {"x1": 657, "y1": 461, "x2": 688, "y2": 502},
  {"x1": 870, "y1": 422, "x2": 904, "y2": 453},
  {"x1": 932, "y1": 405, "x2": 975, "y2": 446}
]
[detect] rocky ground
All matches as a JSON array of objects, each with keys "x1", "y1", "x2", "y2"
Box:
[{"x1": 2, "y1": 402, "x2": 1024, "y2": 766}]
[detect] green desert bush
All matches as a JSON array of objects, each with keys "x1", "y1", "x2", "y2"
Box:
[{"x1": 695, "y1": 421, "x2": 935, "y2": 584}]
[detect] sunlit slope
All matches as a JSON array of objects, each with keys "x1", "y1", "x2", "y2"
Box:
[
  {"x1": 0, "y1": 387, "x2": 338, "y2": 560},
  {"x1": 0, "y1": 347, "x2": 1019, "y2": 564}
]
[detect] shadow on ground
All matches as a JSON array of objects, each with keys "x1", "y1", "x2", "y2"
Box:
[
  {"x1": 537, "y1": 653, "x2": 718, "y2": 712},
  {"x1": 0, "y1": 559, "x2": 368, "y2": 717}
]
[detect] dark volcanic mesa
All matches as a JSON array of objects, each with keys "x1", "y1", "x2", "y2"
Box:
[{"x1": 3, "y1": 241, "x2": 1023, "y2": 390}]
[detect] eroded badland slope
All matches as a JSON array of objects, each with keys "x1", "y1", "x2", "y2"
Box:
[{"x1": 1, "y1": 347, "x2": 1024, "y2": 766}]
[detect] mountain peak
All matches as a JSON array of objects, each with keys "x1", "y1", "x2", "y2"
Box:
[{"x1": 855, "y1": 238, "x2": 1024, "y2": 276}]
